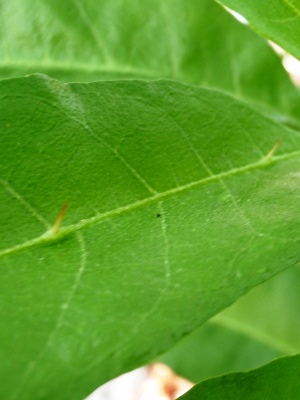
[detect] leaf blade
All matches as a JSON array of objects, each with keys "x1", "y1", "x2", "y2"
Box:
[{"x1": 1, "y1": 75, "x2": 300, "y2": 399}]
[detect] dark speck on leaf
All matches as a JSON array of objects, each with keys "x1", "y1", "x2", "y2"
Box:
[{"x1": 157, "y1": 213, "x2": 161, "y2": 218}]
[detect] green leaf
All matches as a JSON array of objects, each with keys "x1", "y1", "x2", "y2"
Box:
[
  {"x1": 1, "y1": 75, "x2": 300, "y2": 399},
  {"x1": 214, "y1": 0, "x2": 300, "y2": 61},
  {"x1": 1, "y1": 0, "x2": 300, "y2": 126},
  {"x1": 179, "y1": 354, "x2": 300, "y2": 400}
]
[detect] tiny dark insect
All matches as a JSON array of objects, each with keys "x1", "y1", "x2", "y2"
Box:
[{"x1": 157, "y1": 213, "x2": 161, "y2": 218}]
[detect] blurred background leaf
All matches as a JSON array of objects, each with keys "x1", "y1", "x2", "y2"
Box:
[
  {"x1": 0, "y1": 0, "x2": 299, "y2": 126},
  {"x1": 160, "y1": 265, "x2": 300, "y2": 383},
  {"x1": 214, "y1": 0, "x2": 300, "y2": 62}
]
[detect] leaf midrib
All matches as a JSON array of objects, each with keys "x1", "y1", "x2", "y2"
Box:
[
  {"x1": 1, "y1": 150, "x2": 299, "y2": 260},
  {"x1": 0, "y1": 59, "x2": 160, "y2": 79}
]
